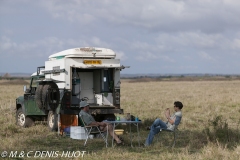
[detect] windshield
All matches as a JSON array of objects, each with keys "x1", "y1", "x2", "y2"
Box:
[{"x1": 31, "y1": 76, "x2": 45, "y2": 88}]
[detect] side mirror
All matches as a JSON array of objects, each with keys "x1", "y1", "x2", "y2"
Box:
[{"x1": 23, "y1": 85, "x2": 27, "y2": 92}]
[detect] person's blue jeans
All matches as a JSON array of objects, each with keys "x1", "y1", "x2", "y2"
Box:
[{"x1": 145, "y1": 118, "x2": 167, "y2": 146}]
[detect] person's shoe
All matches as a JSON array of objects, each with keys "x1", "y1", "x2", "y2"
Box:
[
  {"x1": 116, "y1": 141, "x2": 124, "y2": 146},
  {"x1": 118, "y1": 136, "x2": 124, "y2": 142},
  {"x1": 146, "y1": 126, "x2": 151, "y2": 130},
  {"x1": 142, "y1": 142, "x2": 150, "y2": 147}
]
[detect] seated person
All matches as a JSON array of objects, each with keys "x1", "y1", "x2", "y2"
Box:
[
  {"x1": 79, "y1": 101, "x2": 123, "y2": 145},
  {"x1": 145, "y1": 101, "x2": 183, "y2": 146}
]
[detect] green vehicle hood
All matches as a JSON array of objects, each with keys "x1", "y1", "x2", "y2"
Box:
[{"x1": 16, "y1": 96, "x2": 24, "y2": 104}]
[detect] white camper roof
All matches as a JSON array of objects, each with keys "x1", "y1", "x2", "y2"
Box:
[{"x1": 49, "y1": 47, "x2": 116, "y2": 60}]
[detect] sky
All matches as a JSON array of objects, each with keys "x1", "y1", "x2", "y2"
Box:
[{"x1": 1, "y1": 0, "x2": 240, "y2": 75}]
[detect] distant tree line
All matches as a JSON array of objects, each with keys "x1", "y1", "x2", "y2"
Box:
[
  {"x1": 0, "y1": 73, "x2": 30, "y2": 80},
  {"x1": 121, "y1": 74, "x2": 240, "y2": 81}
]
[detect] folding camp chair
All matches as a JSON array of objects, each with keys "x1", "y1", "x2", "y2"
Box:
[
  {"x1": 157, "y1": 126, "x2": 180, "y2": 148},
  {"x1": 157, "y1": 119, "x2": 182, "y2": 148},
  {"x1": 79, "y1": 115, "x2": 108, "y2": 147}
]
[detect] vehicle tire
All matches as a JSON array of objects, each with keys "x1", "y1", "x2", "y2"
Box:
[
  {"x1": 16, "y1": 108, "x2": 35, "y2": 127},
  {"x1": 42, "y1": 82, "x2": 60, "y2": 110},
  {"x1": 47, "y1": 110, "x2": 58, "y2": 131},
  {"x1": 35, "y1": 84, "x2": 44, "y2": 109}
]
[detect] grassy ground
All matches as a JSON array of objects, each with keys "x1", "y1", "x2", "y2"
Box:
[{"x1": 0, "y1": 79, "x2": 240, "y2": 159}]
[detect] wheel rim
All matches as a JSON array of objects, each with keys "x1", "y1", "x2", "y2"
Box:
[
  {"x1": 18, "y1": 112, "x2": 25, "y2": 126},
  {"x1": 48, "y1": 112, "x2": 54, "y2": 128}
]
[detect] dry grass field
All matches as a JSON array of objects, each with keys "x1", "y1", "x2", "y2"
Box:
[{"x1": 0, "y1": 79, "x2": 240, "y2": 159}]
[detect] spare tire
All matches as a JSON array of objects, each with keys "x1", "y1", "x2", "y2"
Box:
[
  {"x1": 35, "y1": 84, "x2": 44, "y2": 109},
  {"x1": 42, "y1": 82, "x2": 60, "y2": 110}
]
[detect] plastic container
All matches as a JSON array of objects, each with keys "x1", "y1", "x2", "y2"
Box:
[
  {"x1": 116, "y1": 116, "x2": 120, "y2": 121},
  {"x1": 70, "y1": 126, "x2": 87, "y2": 140},
  {"x1": 135, "y1": 117, "x2": 139, "y2": 121},
  {"x1": 126, "y1": 113, "x2": 131, "y2": 121},
  {"x1": 89, "y1": 135, "x2": 94, "y2": 139},
  {"x1": 114, "y1": 129, "x2": 124, "y2": 135}
]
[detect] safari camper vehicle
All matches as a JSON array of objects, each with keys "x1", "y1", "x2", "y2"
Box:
[{"x1": 16, "y1": 47, "x2": 127, "y2": 131}]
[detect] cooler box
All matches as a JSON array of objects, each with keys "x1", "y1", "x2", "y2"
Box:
[{"x1": 70, "y1": 126, "x2": 87, "y2": 140}]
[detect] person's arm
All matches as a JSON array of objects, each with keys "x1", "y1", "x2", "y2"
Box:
[
  {"x1": 82, "y1": 114, "x2": 99, "y2": 126},
  {"x1": 165, "y1": 108, "x2": 170, "y2": 119},
  {"x1": 88, "y1": 121, "x2": 99, "y2": 126},
  {"x1": 82, "y1": 112, "x2": 107, "y2": 127},
  {"x1": 167, "y1": 117, "x2": 175, "y2": 125},
  {"x1": 89, "y1": 121, "x2": 107, "y2": 127},
  {"x1": 168, "y1": 112, "x2": 182, "y2": 125}
]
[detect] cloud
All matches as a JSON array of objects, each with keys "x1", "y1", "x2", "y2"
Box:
[
  {"x1": 1, "y1": 0, "x2": 240, "y2": 74},
  {"x1": 2, "y1": 0, "x2": 240, "y2": 35},
  {"x1": 36, "y1": 0, "x2": 240, "y2": 33},
  {"x1": 154, "y1": 32, "x2": 225, "y2": 50},
  {"x1": 0, "y1": 36, "x2": 113, "y2": 57},
  {"x1": 136, "y1": 51, "x2": 175, "y2": 63},
  {"x1": 198, "y1": 51, "x2": 215, "y2": 61},
  {"x1": 115, "y1": 51, "x2": 127, "y2": 60},
  {"x1": 0, "y1": 36, "x2": 17, "y2": 51},
  {"x1": 89, "y1": 37, "x2": 110, "y2": 48},
  {"x1": 0, "y1": 36, "x2": 62, "y2": 57},
  {"x1": 38, "y1": 0, "x2": 96, "y2": 23},
  {"x1": 232, "y1": 39, "x2": 240, "y2": 50}
]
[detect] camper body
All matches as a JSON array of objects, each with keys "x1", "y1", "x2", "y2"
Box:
[{"x1": 16, "y1": 47, "x2": 126, "y2": 130}]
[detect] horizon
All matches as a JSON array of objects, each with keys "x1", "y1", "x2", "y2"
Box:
[{"x1": 1, "y1": 72, "x2": 240, "y2": 77}]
